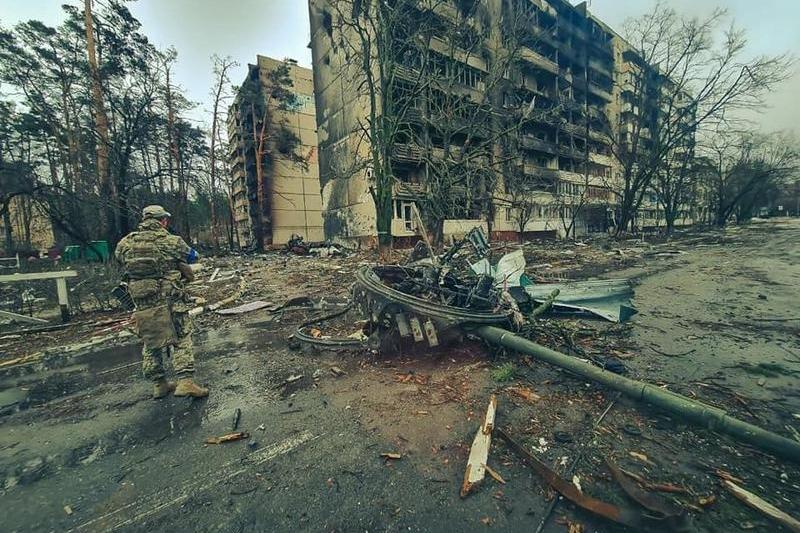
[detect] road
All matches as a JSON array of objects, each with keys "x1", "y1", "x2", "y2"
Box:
[{"x1": 1, "y1": 219, "x2": 799, "y2": 532}]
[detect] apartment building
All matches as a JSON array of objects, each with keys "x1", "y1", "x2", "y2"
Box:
[
  {"x1": 227, "y1": 56, "x2": 324, "y2": 249},
  {"x1": 308, "y1": 0, "x2": 679, "y2": 244}
]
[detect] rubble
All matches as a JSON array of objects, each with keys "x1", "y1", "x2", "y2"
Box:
[
  {"x1": 498, "y1": 428, "x2": 690, "y2": 530},
  {"x1": 2, "y1": 221, "x2": 800, "y2": 531}
]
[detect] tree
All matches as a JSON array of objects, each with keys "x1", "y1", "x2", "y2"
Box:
[
  {"x1": 605, "y1": 3, "x2": 792, "y2": 236},
  {"x1": 208, "y1": 54, "x2": 238, "y2": 249},
  {"x1": 697, "y1": 130, "x2": 799, "y2": 226},
  {"x1": 84, "y1": 0, "x2": 114, "y2": 236},
  {"x1": 0, "y1": 2, "x2": 209, "y2": 249},
  {"x1": 500, "y1": 165, "x2": 541, "y2": 243}
]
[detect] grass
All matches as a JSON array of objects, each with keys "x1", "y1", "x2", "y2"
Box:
[{"x1": 491, "y1": 362, "x2": 516, "y2": 383}]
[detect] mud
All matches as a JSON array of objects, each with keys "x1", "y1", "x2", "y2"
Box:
[{"x1": 1, "y1": 219, "x2": 799, "y2": 532}]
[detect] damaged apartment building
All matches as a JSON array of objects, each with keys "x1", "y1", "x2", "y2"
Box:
[
  {"x1": 307, "y1": 0, "x2": 695, "y2": 244},
  {"x1": 227, "y1": 56, "x2": 324, "y2": 249}
]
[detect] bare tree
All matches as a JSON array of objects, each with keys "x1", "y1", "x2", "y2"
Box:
[
  {"x1": 606, "y1": 3, "x2": 793, "y2": 236},
  {"x1": 208, "y1": 55, "x2": 237, "y2": 249},
  {"x1": 697, "y1": 130, "x2": 799, "y2": 226}
]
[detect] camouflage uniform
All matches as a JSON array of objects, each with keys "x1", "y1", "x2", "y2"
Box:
[{"x1": 116, "y1": 216, "x2": 198, "y2": 383}]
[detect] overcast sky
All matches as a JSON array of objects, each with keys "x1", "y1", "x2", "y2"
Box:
[{"x1": 1, "y1": 0, "x2": 797, "y2": 132}]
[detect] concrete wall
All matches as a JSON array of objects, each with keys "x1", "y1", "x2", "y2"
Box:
[{"x1": 309, "y1": 0, "x2": 378, "y2": 244}]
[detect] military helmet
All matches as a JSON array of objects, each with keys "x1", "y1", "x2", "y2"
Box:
[{"x1": 142, "y1": 205, "x2": 171, "y2": 220}]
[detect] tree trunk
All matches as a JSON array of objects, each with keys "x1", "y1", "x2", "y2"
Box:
[
  {"x1": 2, "y1": 209, "x2": 13, "y2": 252},
  {"x1": 209, "y1": 104, "x2": 220, "y2": 249},
  {"x1": 84, "y1": 0, "x2": 115, "y2": 240},
  {"x1": 665, "y1": 215, "x2": 675, "y2": 236},
  {"x1": 251, "y1": 102, "x2": 265, "y2": 251},
  {"x1": 375, "y1": 168, "x2": 393, "y2": 258}
]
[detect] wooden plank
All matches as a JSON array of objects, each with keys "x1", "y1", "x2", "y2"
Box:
[
  {"x1": 56, "y1": 277, "x2": 71, "y2": 322},
  {"x1": 0, "y1": 270, "x2": 78, "y2": 282},
  {"x1": 0, "y1": 310, "x2": 49, "y2": 325},
  {"x1": 723, "y1": 479, "x2": 800, "y2": 533},
  {"x1": 460, "y1": 395, "x2": 497, "y2": 498},
  {"x1": 56, "y1": 278, "x2": 69, "y2": 305}
]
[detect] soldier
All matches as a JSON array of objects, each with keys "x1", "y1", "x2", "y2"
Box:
[{"x1": 115, "y1": 205, "x2": 209, "y2": 399}]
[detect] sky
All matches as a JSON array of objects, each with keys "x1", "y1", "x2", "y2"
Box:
[{"x1": 0, "y1": 0, "x2": 797, "y2": 132}]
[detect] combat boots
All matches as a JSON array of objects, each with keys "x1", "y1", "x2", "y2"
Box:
[
  {"x1": 152, "y1": 380, "x2": 176, "y2": 399},
  {"x1": 174, "y1": 378, "x2": 209, "y2": 398}
]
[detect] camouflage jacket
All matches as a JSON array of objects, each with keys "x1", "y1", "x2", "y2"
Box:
[{"x1": 115, "y1": 219, "x2": 198, "y2": 308}]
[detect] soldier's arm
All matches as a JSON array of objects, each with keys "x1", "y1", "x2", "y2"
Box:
[
  {"x1": 165, "y1": 235, "x2": 198, "y2": 281},
  {"x1": 114, "y1": 236, "x2": 129, "y2": 263}
]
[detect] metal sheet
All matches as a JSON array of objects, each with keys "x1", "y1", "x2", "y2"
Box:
[{"x1": 525, "y1": 279, "x2": 637, "y2": 322}]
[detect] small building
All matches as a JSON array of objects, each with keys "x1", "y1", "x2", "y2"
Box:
[{"x1": 227, "y1": 56, "x2": 324, "y2": 249}]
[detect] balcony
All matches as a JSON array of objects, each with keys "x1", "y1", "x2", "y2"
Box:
[
  {"x1": 402, "y1": 107, "x2": 424, "y2": 124},
  {"x1": 561, "y1": 22, "x2": 589, "y2": 43},
  {"x1": 522, "y1": 135, "x2": 557, "y2": 154},
  {"x1": 588, "y1": 58, "x2": 613, "y2": 78},
  {"x1": 532, "y1": 0, "x2": 557, "y2": 18},
  {"x1": 561, "y1": 122, "x2": 586, "y2": 137},
  {"x1": 392, "y1": 143, "x2": 423, "y2": 162},
  {"x1": 393, "y1": 181, "x2": 426, "y2": 197},
  {"x1": 589, "y1": 152, "x2": 614, "y2": 167},
  {"x1": 395, "y1": 65, "x2": 418, "y2": 81},
  {"x1": 558, "y1": 144, "x2": 586, "y2": 160},
  {"x1": 588, "y1": 82, "x2": 612, "y2": 101},
  {"x1": 520, "y1": 46, "x2": 559, "y2": 75},
  {"x1": 531, "y1": 25, "x2": 559, "y2": 48},
  {"x1": 522, "y1": 165, "x2": 560, "y2": 182}
]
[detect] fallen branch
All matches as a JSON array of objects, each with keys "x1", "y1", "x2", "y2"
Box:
[
  {"x1": 619, "y1": 468, "x2": 690, "y2": 494},
  {"x1": 723, "y1": 479, "x2": 800, "y2": 533}
]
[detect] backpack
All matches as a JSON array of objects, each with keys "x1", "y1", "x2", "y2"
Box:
[{"x1": 124, "y1": 231, "x2": 165, "y2": 280}]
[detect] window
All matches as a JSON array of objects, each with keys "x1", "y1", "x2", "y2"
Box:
[
  {"x1": 395, "y1": 200, "x2": 415, "y2": 232},
  {"x1": 403, "y1": 204, "x2": 413, "y2": 231}
]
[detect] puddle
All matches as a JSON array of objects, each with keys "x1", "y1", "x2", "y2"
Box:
[{"x1": 0, "y1": 342, "x2": 142, "y2": 414}]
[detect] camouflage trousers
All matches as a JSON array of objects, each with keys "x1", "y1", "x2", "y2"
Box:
[{"x1": 141, "y1": 311, "x2": 196, "y2": 382}]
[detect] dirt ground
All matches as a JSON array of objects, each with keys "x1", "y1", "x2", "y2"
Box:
[{"x1": 1, "y1": 219, "x2": 799, "y2": 532}]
